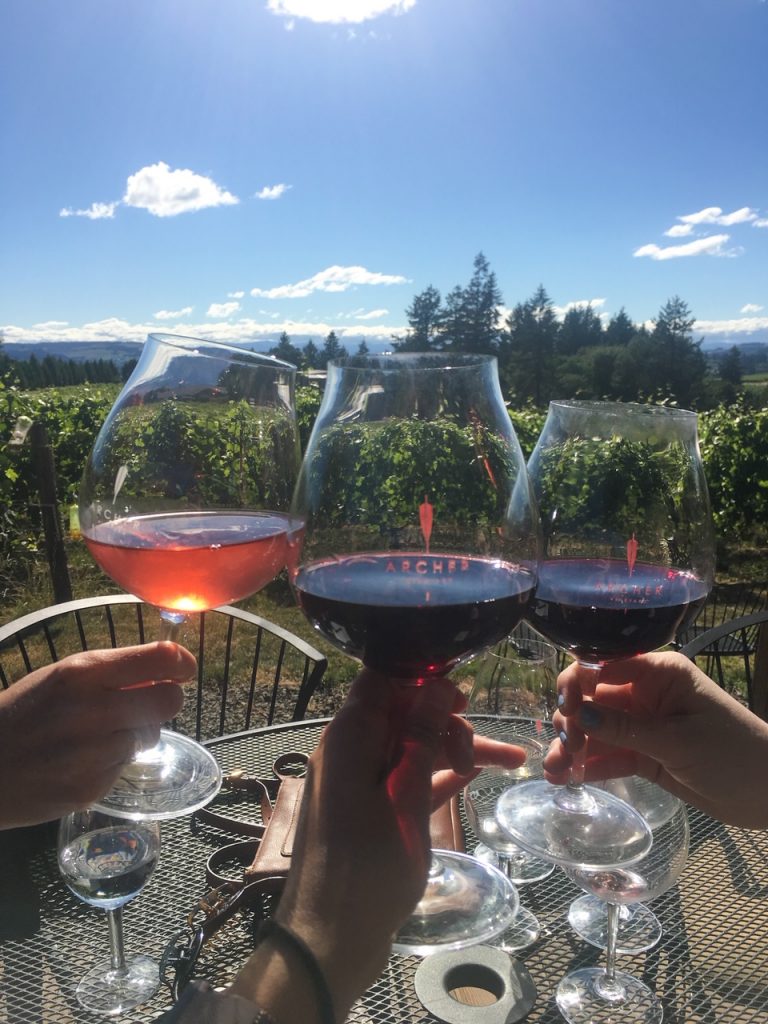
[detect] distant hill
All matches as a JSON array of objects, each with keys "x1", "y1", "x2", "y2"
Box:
[{"x1": 3, "y1": 341, "x2": 145, "y2": 364}]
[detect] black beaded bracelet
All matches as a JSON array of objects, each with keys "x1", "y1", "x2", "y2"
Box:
[{"x1": 256, "y1": 919, "x2": 337, "y2": 1024}]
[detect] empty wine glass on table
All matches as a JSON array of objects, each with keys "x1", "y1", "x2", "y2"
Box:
[
  {"x1": 79, "y1": 333, "x2": 300, "y2": 819},
  {"x1": 290, "y1": 352, "x2": 540, "y2": 954},
  {"x1": 497, "y1": 401, "x2": 714, "y2": 870},
  {"x1": 557, "y1": 787, "x2": 690, "y2": 1024},
  {"x1": 463, "y1": 636, "x2": 559, "y2": 950},
  {"x1": 568, "y1": 776, "x2": 684, "y2": 954},
  {"x1": 58, "y1": 808, "x2": 161, "y2": 1015}
]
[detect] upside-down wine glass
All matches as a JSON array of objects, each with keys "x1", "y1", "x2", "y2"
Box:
[
  {"x1": 58, "y1": 808, "x2": 161, "y2": 1015},
  {"x1": 463, "y1": 636, "x2": 559, "y2": 951},
  {"x1": 568, "y1": 776, "x2": 683, "y2": 954},
  {"x1": 557, "y1": 783, "x2": 690, "y2": 1023},
  {"x1": 79, "y1": 333, "x2": 300, "y2": 819},
  {"x1": 497, "y1": 401, "x2": 714, "y2": 869},
  {"x1": 289, "y1": 352, "x2": 540, "y2": 953}
]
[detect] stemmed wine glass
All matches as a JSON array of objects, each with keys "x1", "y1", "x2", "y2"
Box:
[
  {"x1": 568, "y1": 776, "x2": 683, "y2": 954},
  {"x1": 289, "y1": 352, "x2": 540, "y2": 953},
  {"x1": 79, "y1": 333, "x2": 300, "y2": 819},
  {"x1": 463, "y1": 636, "x2": 559, "y2": 950},
  {"x1": 557, "y1": 788, "x2": 690, "y2": 1023},
  {"x1": 497, "y1": 401, "x2": 714, "y2": 869},
  {"x1": 58, "y1": 808, "x2": 161, "y2": 1015}
]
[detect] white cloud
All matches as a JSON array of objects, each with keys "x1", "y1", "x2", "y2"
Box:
[
  {"x1": 123, "y1": 162, "x2": 239, "y2": 217},
  {"x1": 678, "y1": 206, "x2": 758, "y2": 226},
  {"x1": 32, "y1": 320, "x2": 69, "y2": 328},
  {"x1": 741, "y1": 303, "x2": 764, "y2": 314},
  {"x1": 2, "y1": 316, "x2": 407, "y2": 345},
  {"x1": 255, "y1": 183, "x2": 292, "y2": 200},
  {"x1": 207, "y1": 301, "x2": 241, "y2": 318},
  {"x1": 59, "y1": 201, "x2": 118, "y2": 220},
  {"x1": 695, "y1": 316, "x2": 768, "y2": 335},
  {"x1": 266, "y1": 0, "x2": 416, "y2": 24},
  {"x1": 251, "y1": 264, "x2": 408, "y2": 299},
  {"x1": 154, "y1": 307, "x2": 194, "y2": 320},
  {"x1": 633, "y1": 234, "x2": 732, "y2": 260},
  {"x1": 754, "y1": 218, "x2": 768, "y2": 228},
  {"x1": 228, "y1": 291, "x2": 245, "y2": 299},
  {"x1": 664, "y1": 223, "x2": 694, "y2": 238},
  {"x1": 354, "y1": 308, "x2": 389, "y2": 320},
  {"x1": 554, "y1": 298, "x2": 607, "y2": 316}
]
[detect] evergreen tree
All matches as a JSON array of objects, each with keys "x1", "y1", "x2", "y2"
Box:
[
  {"x1": 355, "y1": 339, "x2": 370, "y2": 357},
  {"x1": 320, "y1": 330, "x2": 348, "y2": 365},
  {"x1": 558, "y1": 304, "x2": 603, "y2": 355},
  {"x1": 498, "y1": 285, "x2": 558, "y2": 405},
  {"x1": 395, "y1": 285, "x2": 443, "y2": 351},
  {"x1": 439, "y1": 252, "x2": 502, "y2": 352},
  {"x1": 269, "y1": 331, "x2": 305, "y2": 368},
  {"x1": 719, "y1": 346, "x2": 743, "y2": 388},
  {"x1": 604, "y1": 308, "x2": 637, "y2": 346},
  {"x1": 303, "y1": 340, "x2": 321, "y2": 369}
]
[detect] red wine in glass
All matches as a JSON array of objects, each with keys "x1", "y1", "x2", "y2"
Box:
[
  {"x1": 294, "y1": 552, "x2": 535, "y2": 678},
  {"x1": 528, "y1": 558, "x2": 709, "y2": 666}
]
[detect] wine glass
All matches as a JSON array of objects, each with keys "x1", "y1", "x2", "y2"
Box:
[
  {"x1": 497, "y1": 401, "x2": 714, "y2": 869},
  {"x1": 568, "y1": 776, "x2": 683, "y2": 954},
  {"x1": 58, "y1": 808, "x2": 161, "y2": 1015},
  {"x1": 79, "y1": 332, "x2": 300, "y2": 819},
  {"x1": 557, "y1": 789, "x2": 690, "y2": 1023},
  {"x1": 289, "y1": 352, "x2": 540, "y2": 953}
]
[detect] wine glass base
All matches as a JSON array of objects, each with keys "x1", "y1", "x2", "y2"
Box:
[
  {"x1": 493, "y1": 905, "x2": 541, "y2": 952},
  {"x1": 474, "y1": 841, "x2": 555, "y2": 885},
  {"x1": 569, "y1": 895, "x2": 662, "y2": 954},
  {"x1": 496, "y1": 779, "x2": 653, "y2": 870},
  {"x1": 76, "y1": 954, "x2": 160, "y2": 1015},
  {"x1": 391, "y1": 850, "x2": 519, "y2": 957},
  {"x1": 91, "y1": 730, "x2": 222, "y2": 820},
  {"x1": 556, "y1": 966, "x2": 662, "y2": 1024}
]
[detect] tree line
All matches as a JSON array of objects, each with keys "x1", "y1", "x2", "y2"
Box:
[{"x1": 393, "y1": 252, "x2": 744, "y2": 410}]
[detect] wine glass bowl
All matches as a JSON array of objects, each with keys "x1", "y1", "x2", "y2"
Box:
[
  {"x1": 58, "y1": 808, "x2": 161, "y2": 1015},
  {"x1": 557, "y1": 788, "x2": 690, "y2": 1024},
  {"x1": 290, "y1": 352, "x2": 539, "y2": 952},
  {"x1": 496, "y1": 400, "x2": 714, "y2": 870},
  {"x1": 79, "y1": 333, "x2": 301, "y2": 819}
]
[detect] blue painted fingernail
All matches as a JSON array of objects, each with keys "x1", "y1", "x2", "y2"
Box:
[
  {"x1": 579, "y1": 704, "x2": 601, "y2": 729},
  {"x1": 558, "y1": 730, "x2": 568, "y2": 746},
  {"x1": 557, "y1": 693, "x2": 566, "y2": 708}
]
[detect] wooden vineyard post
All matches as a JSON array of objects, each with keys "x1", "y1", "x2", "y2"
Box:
[{"x1": 28, "y1": 421, "x2": 73, "y2": 603}]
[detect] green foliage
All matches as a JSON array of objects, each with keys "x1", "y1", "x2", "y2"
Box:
[{"x1": 698, "y1": 403, "x2": 768, "y2": 533}]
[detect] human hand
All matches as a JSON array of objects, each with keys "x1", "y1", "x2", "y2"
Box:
[
  {"x1": 0, "y1": 642, "x2": 192, "y2": 829},
  {"x1": 543, "y1": 651, "x2": 768, "y2": 829},
  {"x1": 230, "y1": 670, "x2": 526, "y2": 1020}
]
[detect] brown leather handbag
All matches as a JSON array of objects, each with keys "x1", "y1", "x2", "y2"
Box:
[{"x1": 160, "y1": 752, "x2": 464, "y2": 1000}]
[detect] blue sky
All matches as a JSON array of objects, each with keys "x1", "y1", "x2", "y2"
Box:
[{"x1": 2, "y1": 0, "x2": 767, "y2": 349}]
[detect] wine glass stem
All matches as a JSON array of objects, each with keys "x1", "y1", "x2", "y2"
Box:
[
  {"x1": 159, "y1": 609, "x2": 186, "y2": 642},
  {"x1": 604, "y1": 902, "x2": 619, "y2": 985},
  {"x1": 106, "y1": 908, "x2": 127, "y2": 972},
  {"x1": 567, "y1": 661, "x2": 602, "y2": 790}
]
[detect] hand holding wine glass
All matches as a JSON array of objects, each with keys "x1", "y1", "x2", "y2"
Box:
[
  {"x1": 290, "y1": 353, "x2": 539, "y2": 953},
  {"x1": 58, "y1": 808, "x2": 161, "y2": 1015},
  {"x1": 497, "y1": 401, "x2": 714, "y2": 869},
  {"x1": 79, "y1": 333, "x2": 300, "y2": 819}
]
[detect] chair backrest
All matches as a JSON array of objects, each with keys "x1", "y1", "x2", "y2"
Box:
[
  {"x1": 679, "y1": 609, "x2": 768, "y2": 720},
  {"x1": 675, "y1": 579, "x2": 768, "y2": 649},
  {"x1": 0, "y1": 594, "x2": 328, "y2": 740}
]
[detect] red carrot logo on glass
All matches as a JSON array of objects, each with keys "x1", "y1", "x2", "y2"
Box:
[
  {"x1": 626, "y1": 533, "x2": 638, "y2": 576},
  {"x1": 419, "y1": 494, "x2": 434, "y2": 554}
]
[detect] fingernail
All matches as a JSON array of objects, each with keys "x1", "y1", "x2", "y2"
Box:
[
  {"x1": 557, "y1": 693, "x2": 565, "y2": 708},
  {"x1": 579, "y1": 704, "x2": 601, "y2": 729},
  {"x1": 558, "y1": 730, "x2": 568, "y2": 746}
]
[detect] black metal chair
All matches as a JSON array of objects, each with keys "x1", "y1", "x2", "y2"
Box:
[
  {"x1": 679, "y1": 609, "x2": 768, "y2": 720},
  {"x1": 0, "y1": 594, "x2": 328, "y2": 739},
  {"x1": 675, "y1": 579, "x2": 768, "y2": 653}
]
